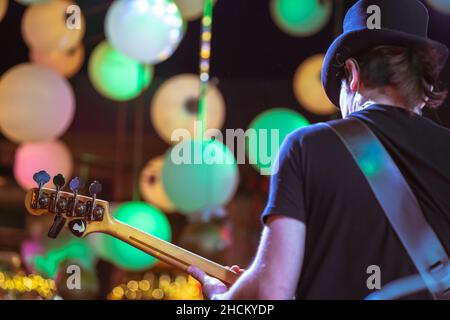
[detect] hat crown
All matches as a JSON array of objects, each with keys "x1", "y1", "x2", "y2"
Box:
[{"x1": 343, "y1": 0, "x2": 429, "y2": 37}]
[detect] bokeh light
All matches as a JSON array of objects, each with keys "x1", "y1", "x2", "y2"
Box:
[
  {"x1": 22, "y1": 0, "x2": 85, "y2": 53},
  {"x1": 0, "y1": 63, "x2": 75, "y2": 143},
  {"x1": 162, "y1": 139, "x2": 239, "y2": 214},
  {"x1": 426, "y1": 0, "x2": 450, "y2": 15},
  {"x1": 139, "y1": 156, "x2": 176, "y2": 213},
  {"x1": 88, "y1": 41, "x2": 153, "y2": 101},
  {"x1": 105, "y1": 0, "x2": 185, "y2": 64},
  {"x1": 175, "y1": 0, "x2": 218, "y2": 21},
  {"x1": 150, "y1": 74, "x2": 225, "y2": 144},
  {"x1": 0, "y1": 0, "x2": 8, "y2": 22},
  {"x1": 102, "y1": 202, "x2": 172, "y2": 271},
  {"x1": 293, "y1": 54, "x2": 337, "y2": 115},
  {"x1": 13, "y1": 140, "x2": 73, "y2": 190},
  {"x1": 30, "y1": 45, "x2": 85, "y2": 78},
  {"x1": 15, "y1": 0, "x2": 49, "y2": 5},
  {"x1": 270, "y1": 0, "x2": 332, "y2": 37},
  {"x1": 246, "y1": 108, "x2": 310, "y2": 174}
]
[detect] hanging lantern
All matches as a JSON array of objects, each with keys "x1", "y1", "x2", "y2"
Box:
[
  {"x1": 88, "y1": 41, "x2": 153, "y2": 101},
  {"x1": 293, "y1": 54, "x2": 337, "y2": 115},
  {"x1": 105, "y1": 0, "x2": 185, "y2": 64},
  {"x1": 0, "y1": 63, "x2": 75, "y2": 143},
  {"x1": 246, "y1": 108, "x2": 309, "y2": 175},
  {"x1": 139, "y1": 156, "x2": 176, "y2": 213},
  {"x1": 270, "y1": 0, "x2": 332, "y2": 37},
  {"x1": 22, "y1": 0, "x2": 85, "y2": 53},
  {"x1": 162, "y1": 139, "x2": 239, "y2": 214},
  {"x1": 150, "y1": 74, "x2": 225, "y2": 144}
]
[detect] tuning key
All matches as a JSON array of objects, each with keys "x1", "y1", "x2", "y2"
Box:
[
  {"x1": 69, "y1": 177, "x2": 85, "y2": 217},
  {"x1": 88, "y1": 181, "x2": 102, "y2": 221},
  {"x1": 32, "y1": 170, "x2": 50, "y2": 209}
]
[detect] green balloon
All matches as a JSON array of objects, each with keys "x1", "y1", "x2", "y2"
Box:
[
  {"x1": 162, "y1": 139, "x2": 239, "y2": 214},
  {"x1": 103, "y1": 202, "x2": 171, "y2": 271},
  {"x1": 88, "y1": 41, "x2": 153, "y2": 101},
  {"x1": 246, "y1": 108, "x2": 309, "y2": 175},
  {"x1": 271, "y1": 0, "x2": 332, "y2": 37}
]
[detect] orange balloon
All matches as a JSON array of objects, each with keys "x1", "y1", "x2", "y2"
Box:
[
  {"x1": 293, "y1": 54, "x2": 337, "y2": 115},
  {"x1": 30, "y1": 45, "x2": 84, "y2": 78},
  {"x1": 22, "y1": 0, "x2": 85, "y2": 52}
]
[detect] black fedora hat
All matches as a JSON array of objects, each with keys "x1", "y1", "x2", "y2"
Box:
[{"x1": 322, "y1": 0, "x2": 449, "y2": 108}]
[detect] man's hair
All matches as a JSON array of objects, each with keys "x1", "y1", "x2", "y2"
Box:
[{"x1": 346, "y1": 45, "x2": 448, "y2": 110}]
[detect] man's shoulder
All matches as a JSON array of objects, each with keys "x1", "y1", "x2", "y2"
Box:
[{"x1": 287, "y1": 120, "x2": 345, "y2": 147}]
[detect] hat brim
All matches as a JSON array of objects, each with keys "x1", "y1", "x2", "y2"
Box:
[{"x1": 322, "y1": 28, "x2": 449, "y2": 108}]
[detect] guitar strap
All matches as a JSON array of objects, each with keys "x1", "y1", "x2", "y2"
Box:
[{"x1": 324, "y1": 117, "x2": 450, "y2": 300}]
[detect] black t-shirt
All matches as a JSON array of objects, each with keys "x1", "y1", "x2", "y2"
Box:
[{"x1": 262, "y1": 104, "x2": 450, "y2": 300}]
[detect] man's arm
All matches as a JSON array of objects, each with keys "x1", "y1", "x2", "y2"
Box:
[{"x1": 190, "y1": 215, "x2": 306, "y2": 300}]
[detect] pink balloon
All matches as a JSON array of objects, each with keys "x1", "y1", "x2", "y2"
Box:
[{"x1": 14, "y1": 140, "x2": 73, "y2": 190}]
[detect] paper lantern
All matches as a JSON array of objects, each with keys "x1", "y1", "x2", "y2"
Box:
[
  {"x1": 426, "y1": 0, "x2": 450, "y2": 14},
  {"x1": 162, "y1": 139, "x2": 239, "y2": 214},
  {"x1": 105, "y1": 0, "x2": 185, "y2": 64},
  {"x1": 150, "y1": 74, "x2": 225, "y2": 144},
  {"x1": 22, "y1": 0, "x2": 85, "y2": 53},
  {"x1": 174, "y1": 0, "x2": 217, "y2": 21},
  {"x1": 246, "y1": 108, "x2": 309, "y2": 175},
  {"x1": 30, "y1": 45, "x2": 84, "y2": 78},
  {"x1": 139, "y1": 156, "x2": 176, "y2": 213},
  {"x1": 0, "y1": 63, "x2": 75, "y2": 143},
  {"x1": 293, "y1": 54, "x2": 337, "y2": 115},
  {"x1": 102, "y1": 202, "x2": 172, "y2": 271},
  {"x1": 0, "y1": 0, "x2": 8, "y2": 22},
  {"x1": 88, "y1": 41, "x2": 153, "y2": 101},
  {"x1": 270, "y1": 0, "x2": 331, "y2": 37},
  {"x1": 14, "y1": 140, "x2": 73, "y2": 190}
]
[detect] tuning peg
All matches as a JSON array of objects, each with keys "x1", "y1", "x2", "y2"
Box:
[
  {"x1": 69, "y1": 177, "x2": 85, "y2": 217},
  {"x1": 32, "y1": 170, "x2": 51, "y2": 209},
  {"x1": 87, "y1": 181, "x2": 102, "y2": 221},
  {"x1": 69, "y1": 177, "x2": 84, "y2": 194},
  {"x1": 89, "y1": 181, "x2": 102, "y2": 197},
  {"x1": 33, "y1": 170, "x2": 50, "y2": 188},
  {"x1": 53, "y1": 174, "x2": 66, "y2": 189}
]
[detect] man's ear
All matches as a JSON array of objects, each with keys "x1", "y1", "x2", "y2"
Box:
[{"x1": 345, "y1": 58, "x2": 360, "y2": 92}]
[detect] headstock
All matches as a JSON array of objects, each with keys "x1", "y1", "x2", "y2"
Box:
[{"x1": 25, "y1": 171, "x2": 112, "y2": 239}]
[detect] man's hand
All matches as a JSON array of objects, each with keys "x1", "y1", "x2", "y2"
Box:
[{"x1": 188, "y1": 265, "x2": 244, "y2": 300}]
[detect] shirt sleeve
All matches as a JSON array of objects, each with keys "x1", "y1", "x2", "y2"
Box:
[{"x1": 261, "y1": 130, "x2": 307, "y2": 225}]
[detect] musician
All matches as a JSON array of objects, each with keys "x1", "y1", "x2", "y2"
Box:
[{"x1": 189, "y1": 0, "x2": 450, "y2": 299}]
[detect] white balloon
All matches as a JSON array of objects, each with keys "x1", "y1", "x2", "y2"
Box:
[
  {"x1": 0, "y1": 63, "x2": 75, "y2": 143},
  {"x1": 105, "y1": 0, "x2": 185, "y2": 64}
]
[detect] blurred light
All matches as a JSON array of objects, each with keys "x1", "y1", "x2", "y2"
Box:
[
  {"x1": 0, "y1": 0, "x2": 8, "y2": 22},
  {"x1": 139, "y1": 156, "x2": 176, "y2": 213},
  {"x1": 30, "y1": 45, "x2": 85, "y2": 78},
  {"x1": 14, "y1": 140, "x2": 73, "y2": 190},
  {"x1": 102, "y1": 202, "x2": 172, "y2": 271},
  {"x1": 162, "y1": 140, "x2": 239, "y2": 214},
  {"x1": 150, "y1": 74, "x2": 225, "y2": 144},
  {"x1": 88, "y1": 41, "x2": 153, "y2": 101},
  {"x1": 105, "y1": 0, "x2": 185, "y2": 64},
  {"x1": 293, "y1": 54, "x2": 337, "y2": 115},
  {"x1": 426, "y1": 0, "x2": 450, "y2": 15},
  {"x1": 270, "y1": 0, "x2": 332, "y2": 37},
  {"x1": 175, "y1": 0, "x2": 218, "y2": 21},
  {"x1": 0, "y1": 63, "x2": 75, "y2": 143},
  {"x1": 22, "y1": 0, "x2": 85, "y2": 52},
  {"x1": 246, "y1": 108, "x2": 310, "y2": 174}
]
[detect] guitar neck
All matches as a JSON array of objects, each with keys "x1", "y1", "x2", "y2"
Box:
[{"x1": 102, "y1": 218, "x2": 239, "y2": 285}]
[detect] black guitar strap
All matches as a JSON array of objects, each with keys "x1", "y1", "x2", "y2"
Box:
[{"x1": 324, "y1": 118, "x2": 450, "y2": 300}]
